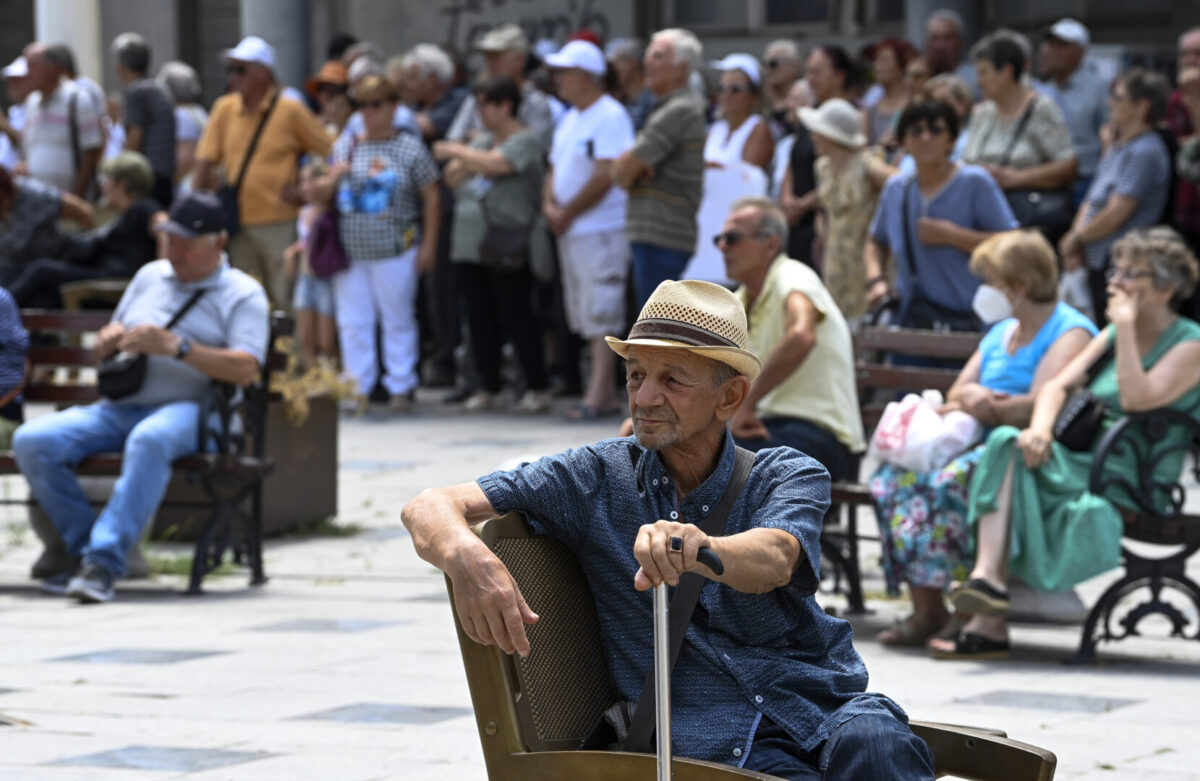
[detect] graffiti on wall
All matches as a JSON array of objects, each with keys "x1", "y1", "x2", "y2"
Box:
[{"x1": 441, "y1": 0, "x2": 610, "y2": 52}]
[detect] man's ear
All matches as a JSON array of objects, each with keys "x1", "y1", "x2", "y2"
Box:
[{"x1": 715, "y1": 374, "x2": 751, "y2": 423}]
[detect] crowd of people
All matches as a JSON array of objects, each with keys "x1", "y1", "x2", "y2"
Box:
[{"x1": 1, "y1": 15, "x2": 1200, "y2": 659}]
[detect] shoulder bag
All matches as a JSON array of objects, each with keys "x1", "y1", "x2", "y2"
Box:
[
  {"x1": 217, "y1": 92, "x2": 279, "y2": 238},
  {"x1": 98, "y1": 289, "x2": 207, "y2": 400},
  {"x1": 897, "y1": 178, "x2": 981, "y2": 332},
  {"x1": 1052, "y1": 342, "x2": 1116, "y2": 452},
  {"x1": 989, "y1": 98, "x2": 1074, "y2": 245},
  {"x1": 477, "y1": 193, "x2": 531, "y2": 274}
]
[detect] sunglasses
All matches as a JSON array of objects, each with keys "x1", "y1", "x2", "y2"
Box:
[
  {"x1": 712, "y1": 230, "x2": 767, "y2": 247},
  {"x1": 227, "y1": 64, "x2": 247, "y2": 76},
  {"x1": 766, "y1": 59, "x2": 781, "y2": 70},
  {"x1": 718, "y1": 84, "x2": 750, "y2": 95}
]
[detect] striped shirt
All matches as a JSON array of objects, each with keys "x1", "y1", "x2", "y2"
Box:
[
  {"x1": 1081, "y1": 131, "x2": 1170, "y2": 270},
  {"x1": 123, "y1": 78, "x2": 177, "y2": 178},
  {"x1": 0, "y1": 287, "x2": 28, "y2": 395},
  {"x1": 626, "y1": 89, "x2": 706, "y2": 253}
]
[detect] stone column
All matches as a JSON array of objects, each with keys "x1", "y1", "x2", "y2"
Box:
[
  {"x1": 35, "y1": 0, "x2": 103, "y2": 82},
  {"x1": 240, "y1": 0, "x2": 310, "y2": 90}
]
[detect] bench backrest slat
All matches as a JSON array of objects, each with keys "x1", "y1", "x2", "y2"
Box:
[
  {"x1": 20, "y1": 309, "x2": 112, "y2": 331},
  {"x1": 855, "y1": 326, "x2": 981, "y2": 360}
]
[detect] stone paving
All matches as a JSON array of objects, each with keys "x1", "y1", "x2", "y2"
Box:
[{"x1": 1, "y1": 395, "x2": 1198, "y2": 780}]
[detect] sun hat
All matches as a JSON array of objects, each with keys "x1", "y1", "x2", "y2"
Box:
[
  {"x1": 305, "y1": 60, "x2": 348, "y2": 97},
  {"x1": 798, "y1": 98, "x2": 866, "y2": 149},
  {"x1": 475, "y1": 24, "x2": 529, "y2": 53},
  {"x1": 224, "y1": 36, "x2": 275, "y2": 69},
  {"x1": 544, "y1": 40, "x2": 606, "y2": 76},
  {"x1": 605, "y1": 280, "x2": 762, "y2": 381},
  {"x1": 1047, "y1": 18, "x2": 1089, "y2": 48},
  {"x1": 711, "y1": 53, "x2": 761, "y2": 86},
  {"x1": 2, "y1": 56, "x2": 28, "y2": 79}
]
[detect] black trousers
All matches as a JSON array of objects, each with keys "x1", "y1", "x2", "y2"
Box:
[
  {"x1": 455, "y1": 261, "x2": 548, "y2": 394},
  {"x1": 9, "y1": 258, "x2": 108, "y2": 308},
  {"x1": 153, "y1": 175, "x2": 174, "y2": 211}
]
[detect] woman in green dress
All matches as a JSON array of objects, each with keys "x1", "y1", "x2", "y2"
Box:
[{"x1": 929, "y1": 226, "x2": 1200, "y2": 658}]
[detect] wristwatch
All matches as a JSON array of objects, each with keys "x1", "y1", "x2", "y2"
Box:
[{"x1": 174, "y1": 335, "x2": 191, "y2": 360}]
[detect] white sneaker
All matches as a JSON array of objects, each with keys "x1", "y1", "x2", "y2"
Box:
[
  {"x1": 463, "y1": 390, "x2": 497, "y2": 411},
  {"x1": 515, "y1": 390, "x2": 552, "y2": 414}
]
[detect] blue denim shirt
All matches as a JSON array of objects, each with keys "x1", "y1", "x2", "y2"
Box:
[{"x1": 478, "y1": 431, "x2": 907, "y2": 766}]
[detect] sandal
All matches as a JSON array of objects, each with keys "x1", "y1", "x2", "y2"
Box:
[
  {"x1": 877, "y1": 614, "x2": 945, "y2": 647},
  {"x1": 564, "y1": 403, "x2": 621, "y2": 421},
  {"x1": 950, "y1": 578, "x2": 1010, "y2": 616},
  {"x1": 928, "y1": 630, "x2": 1011, "y2": 660}
]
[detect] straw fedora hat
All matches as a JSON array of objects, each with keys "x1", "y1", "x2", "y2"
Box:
[
  {"x1": 606, "y1": 280, "x2": 762, "y2": 381},
  {"x1": 798, "y1": 98, "x2": 866, "y2": 149}
]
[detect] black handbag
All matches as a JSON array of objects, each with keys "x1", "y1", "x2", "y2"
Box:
[
  {"x1": 990, "y1": 99, "x2": 1074, "y2": 245},
  {"x1": 97, "y1": 289, "x2": 207, "y2": 400},
  {"x1": 897, "y1": 179, "x2": 981, "y2": 332},
  {"x1": 216, "y1": 92, "x2": 279, "y2": 238},
  {"x1": 1052, "y1": 343, "x2": 1115, "y2": 451},
  {"x1": 477, "y1": 196, "x2": 530, "y2": 273}
]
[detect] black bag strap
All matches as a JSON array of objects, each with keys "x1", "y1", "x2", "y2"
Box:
[
  {"x1": 998, "y1": 98, "x2": 1037, "y2": 169},
  {"x1": 624, "y1": 445, "x2": 756, "y2": 753},
  {"x1": 1082, "y1": 337, "x2": 1116, "y2": 386},
  {"x1": 232, "y1": 92, "x2": 280, "y2": 195},
  {"x1": 68, "y1": 89, "x2": 80, "y2": 176},
  {"x1": 165, "y1": 289, "x2": 207, "y2": 330}
]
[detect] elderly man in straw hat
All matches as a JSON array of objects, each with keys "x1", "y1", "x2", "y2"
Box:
[{"x1": 402, "y1": 280, "x2": 935, "y2": 779}]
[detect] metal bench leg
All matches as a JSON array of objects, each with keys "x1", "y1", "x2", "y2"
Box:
[
  {"x1": 843, "y1": 504, "x2": 867, "y2": 614},
  {"x1": 186, "y1": 473, "x2": 263, "y2": 595}
]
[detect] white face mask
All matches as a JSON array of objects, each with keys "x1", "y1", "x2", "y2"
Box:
[{"x1": 972, "y1": 284, "x2": 1013, "y2": 323}]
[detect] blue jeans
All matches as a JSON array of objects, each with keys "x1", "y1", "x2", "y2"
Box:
[
  {"x1": 742, "y1": 713, "x2": 935, "y2": 780},
  {"x1": 13, "y1": 401, "x2": 201, "y2": 577},
  {"x1": 631, "y1": 242, "x2": 691, "y2": 311},
  {"x1": 736, "y1": 417, "x2": 856, "y2": 482}
]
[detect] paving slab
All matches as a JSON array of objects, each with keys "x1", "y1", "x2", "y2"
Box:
[{"x1": 0, "y1": 395, "x2": 1197, "y2": 780}]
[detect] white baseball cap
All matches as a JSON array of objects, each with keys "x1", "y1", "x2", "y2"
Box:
[
  {"x1": 2, "y1": 56, "x2": 27, "y2": 78},
  {"x1": 1047, "y1": 18, "x2": 1089, "y2": 48},
  {"x1": 224, "y1": 36, "x2": 276, "y2": 69},
  {"x1": 544, "y1": 40, "x2": 606, "y2": 76},
  {"x1": 711, "y1": 53, "x2": 761, "y2": 86}
]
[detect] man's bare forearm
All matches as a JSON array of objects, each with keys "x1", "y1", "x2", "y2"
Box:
[{"x1": 709, "y1": 528, "x2": 803, "y2": 594}]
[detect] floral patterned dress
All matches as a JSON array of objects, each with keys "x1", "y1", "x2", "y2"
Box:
[{"x1": 815, "y1": 147, "x2": 883, "y2": 323}]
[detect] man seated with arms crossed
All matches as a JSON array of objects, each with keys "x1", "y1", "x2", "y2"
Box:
[
  {"x1": 13, "y1": 191, "x2": 269, "y2": 604},
  {"x1": 719, "y1": 197, "x2": 866, "y2": 482},
  {"x1": 402, "y1": 280, "x2": 934, "y2": 780}
]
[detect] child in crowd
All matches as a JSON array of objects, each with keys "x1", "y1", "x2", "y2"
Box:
[{"x1": 283, "y1": 160, "x2": 339, "y2": 372}]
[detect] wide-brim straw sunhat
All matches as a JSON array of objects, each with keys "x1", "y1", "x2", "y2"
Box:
[
  {"x1": 798, "y1": 98, "x2": 867, "y2": 149},
  {"x1": 606, "y1": 280, "x2": 762, "y2": 382}
]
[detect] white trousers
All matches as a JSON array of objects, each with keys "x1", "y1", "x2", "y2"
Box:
[{"x1": 332, "y1": 247, "x2": 420, "y2": 396}]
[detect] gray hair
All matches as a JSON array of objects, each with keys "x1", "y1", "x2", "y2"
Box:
[
  {"x1": 402, "y1": 43, "x2": 454, "y2": 85},
  {"x1": 1119, "y1": 67, "x2": 1170, "y2": 125},
  {"x1": 924, "y1": 73, "x2": 971, "y2": 106},
  {"x1": 156, "y1": 60, "x2": 202, "y2": 104},
  {"x1": 926, "y1": 9, "x2": 966, "y2": 37},
  {"x1": 731, "y1": 196, "x2": 790, "y2": 248},
  {"x1": 763, "y1": 39, "x2": 800, "y2": 62},
  {"x1": 652, "y1": 28, "x2": 702, "y2": 70},
  {"x1": 41, "y1": 43, "x2": 76, "y2": 76},
  {"x1": 606, "y1": 37, "x2": 643, "y2": 63},
  {"x1": 101, "y1": 151, "x2": 153, "y2": 199},
  {"x1": 711, "y1": 360, "x2": 739, "y2": 387},
  {"x1": 343, "y1": 41, "x2": 385, "y2": 66},
  {"x1": 1114, "y1": 226, "x2": 1200, "y2": 306},
  {"x1": 112, "y1": 32, "x2": 150, "y2": 74}
]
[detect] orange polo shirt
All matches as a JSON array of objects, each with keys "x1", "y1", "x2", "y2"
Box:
[{"x1": 196, "y1": 89, "x2": 331, "y2": 227}]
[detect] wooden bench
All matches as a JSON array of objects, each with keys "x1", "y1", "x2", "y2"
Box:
[
  {"x1": 822, "y1": 324, "x2": 982, "y2": 613},
  {"x1": 448, "y1": 513, "x2": 1058, "y2": 780},
  {"x1": 1069, "y1": 408, "x2": 1200, "y2": 663},
  {"x1": 0, "y1": 309, "x2": 293, "y2": 594}
]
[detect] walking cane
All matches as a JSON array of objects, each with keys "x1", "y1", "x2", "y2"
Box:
[{"x1": 654, "y1": 544, "x2": 724, "y2": 780}]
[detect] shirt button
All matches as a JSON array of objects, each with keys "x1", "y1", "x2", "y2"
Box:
[
  {"x1": 652, "y1": 479, "x2": 659, "y2": 486},
  {"x1": 669, "y1": 511, "x2": 678, "y2": 520},
  {"x1": 723, "y1": 653, "x2": 731, "y2": 661},
  {"x1": 732, "y1": 747, "x2": 742, "y2": 758},
  {"x1": 701, "y1": 504, "x2": 710, "y2": 513},
  {"x1": 755, "y1": 695, "x2": 763, "y2": 704}
]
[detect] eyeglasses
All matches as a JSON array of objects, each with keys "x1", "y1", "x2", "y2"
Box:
[
  {"x1": 906, "y1": 124, "x2": 947, "y2": 138},
  {"x1": 718, "y1": 84, "x2": 750, "y2": 95},
  {"x1": 1105, "y1": 266, "x2": 1154, "y2": 283},
  {"x1": 712, "y1": 230, "x2": 767, "y2": 247},
  {"x1": 766, "y1": 59, "x2": 781, "y2": 70},
  {"x1": 226, "y1": 64, "x2": 247, "y2": 76}
]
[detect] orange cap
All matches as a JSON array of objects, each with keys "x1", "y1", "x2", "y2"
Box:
[{"x1": 305, "y1": 60, "x2": 349, "y2": 97}]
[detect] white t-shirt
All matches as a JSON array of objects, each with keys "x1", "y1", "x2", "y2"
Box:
[
  {"x1": 549, "y1": 94, "x2": 634, "y2": 237},
  {"x1": 0, "y1": 105, "x2": 25, "y2": 171},
  {"x1": 22, "y1": 80, "x2": 104, "y2": 193}
]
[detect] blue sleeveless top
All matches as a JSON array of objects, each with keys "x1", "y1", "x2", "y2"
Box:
[{"x1": 977, "y1": 301, "x2": 1097, "y2": 395}]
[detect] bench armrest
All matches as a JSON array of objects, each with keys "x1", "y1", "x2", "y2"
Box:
[{"x1": 1088, "y1": 408, "x2": 1200, "y2": 520}]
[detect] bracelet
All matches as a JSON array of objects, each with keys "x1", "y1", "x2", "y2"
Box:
[{"x1": 864, "y1": 275, "x2": 888, "y2": 290}]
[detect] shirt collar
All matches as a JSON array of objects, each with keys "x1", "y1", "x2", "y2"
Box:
[
  {"x1": 165, "y1": 253, "x2": 229, "y2": 288},
  {"x1": 736, "y1": 253, "x2": 790, "y2": 313},
  {"x1": 238, "y1": 87, "x2": 279, "y2": 116},
  {"x1": 634, "y1": 429, "x2": 739, "y2": 520}
]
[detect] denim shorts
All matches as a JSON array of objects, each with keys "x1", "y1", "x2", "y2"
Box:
[{"x1": 293, "y1": 273, "x2": 336, "y2": 317}]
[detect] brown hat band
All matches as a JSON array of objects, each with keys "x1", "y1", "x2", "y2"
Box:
[{"x1": 627, "y1": 318, "x2": 739, "y2": 348}]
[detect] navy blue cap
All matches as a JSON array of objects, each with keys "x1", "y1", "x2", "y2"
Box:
[{"x1": 156, "y1": 191, "x2": 226, "y2": 238}]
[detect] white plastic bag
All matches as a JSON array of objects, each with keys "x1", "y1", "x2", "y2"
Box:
[
  {"x1": 870, "y1": 390, "x2": 983, "y2": 472},
  {"x1": 1058, "y1": 267, "x2": 1095, "y2": 323}
]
